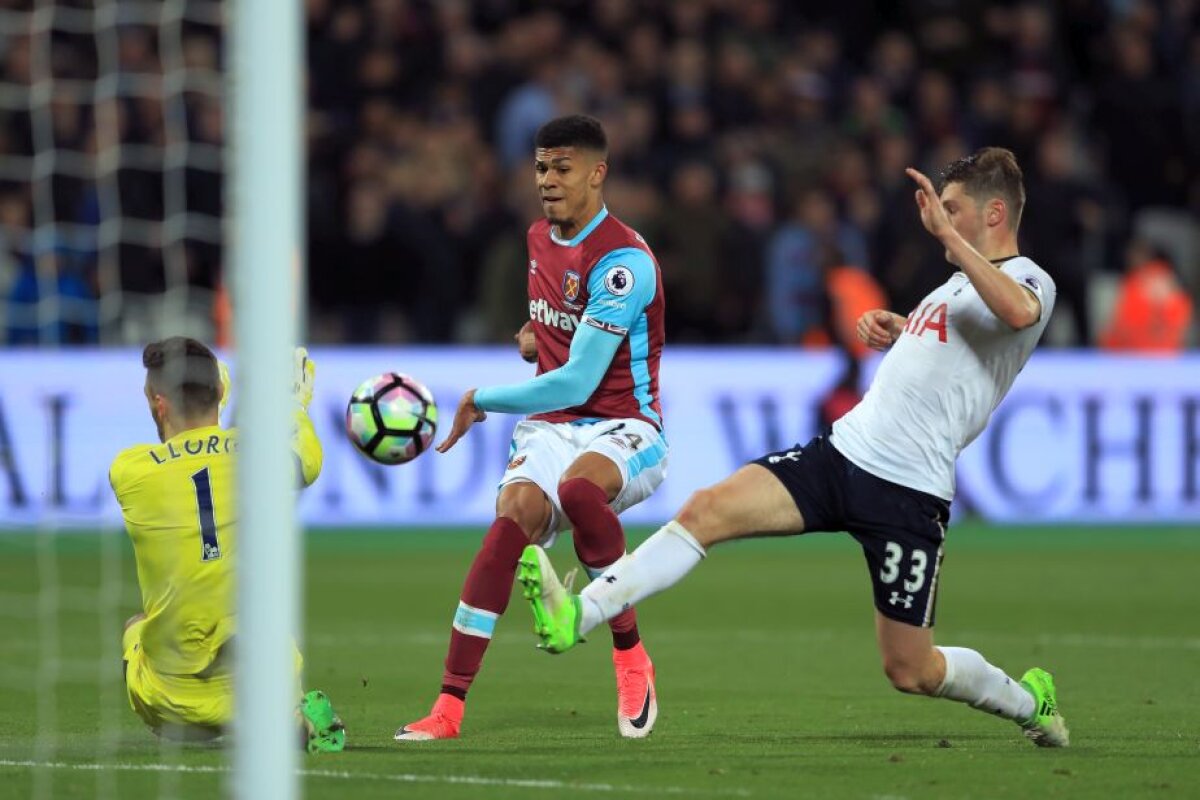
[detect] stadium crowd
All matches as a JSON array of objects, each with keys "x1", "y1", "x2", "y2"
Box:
[{"x1": 0, "y1": 0, "x2": 1196, "y2": 348}]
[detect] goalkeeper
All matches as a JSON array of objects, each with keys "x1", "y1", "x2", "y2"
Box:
[{"x1": 109, "y1": 336, "x2": 344, "y2": 752}]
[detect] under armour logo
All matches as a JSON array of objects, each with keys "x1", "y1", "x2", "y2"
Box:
[
  {"x1": 529, "y1": 259, "x2": 538, "y2": 273},
  {"x1": 767, "y1": 449, "x2": 802, "y2": 464},
  {"x1": 605, "y1": 575, "x2": 617, "y2": 584},
  {"x1": 888, "y1": 591, "x2": 913, "y2": 609}
]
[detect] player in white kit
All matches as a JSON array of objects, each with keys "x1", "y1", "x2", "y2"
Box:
[{"x1": 516, "y1": 148, "x2": 1070, "y2": 747}]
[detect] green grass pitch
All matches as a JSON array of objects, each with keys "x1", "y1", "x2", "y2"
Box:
[{"x1": 0, "y1": 525, "x2": 1197, "y2": 799}]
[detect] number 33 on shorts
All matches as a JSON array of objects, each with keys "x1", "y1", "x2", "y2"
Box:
[
  {"x1": 868, "y1": 538, "x2": 943, "y2": 624},
  {"x1": 880, "y1": 541, "x2": 927, "y2": 591}
]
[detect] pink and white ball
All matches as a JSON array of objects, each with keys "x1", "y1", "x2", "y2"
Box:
[{"x1": 345, "y1": 373, "x2": 438, "y2": 465}]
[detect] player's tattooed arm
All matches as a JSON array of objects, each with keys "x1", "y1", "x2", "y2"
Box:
[
  {"x1": 515, "y1": 321, "x2": 538, "y2": 363},
  {"x1": 857, "y1": 309, "x2": 905, "y2": 350}
]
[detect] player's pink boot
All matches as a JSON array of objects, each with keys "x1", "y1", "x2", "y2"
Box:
[
  {"x1": 614, "y1": 642, "x2": 657, "y2": 738},
  {"x1": 394, "y1": 694, "x2": 464, "y2": 741}
]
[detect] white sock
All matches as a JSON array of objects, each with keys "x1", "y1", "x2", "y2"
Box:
[
  {"x1": 936, "y1": 646, "x2": 1035, "y2": 723},
  {"x1": 582, "y1": 556, "x2": 623, "y2": 581},
  {"x1": 578, "y1": 521, "x2": 706, "y2": 636}
]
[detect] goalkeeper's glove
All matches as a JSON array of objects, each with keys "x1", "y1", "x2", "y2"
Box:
[
  {"x1": 293, "y1": 347, "x2": 315, "y2": 409},
  {"x1": 216, "y1": 349, "x2": 312, "y2": 415},
  {"x1": 218, "y1": 359, "x2": 232, "y2": 416}
]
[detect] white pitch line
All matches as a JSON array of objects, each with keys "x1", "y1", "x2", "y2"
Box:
[
  {"x1": 304, "y1": 628, "x2": 1200, "y2": 652},
  {"x1": 1046, "y1": 632, "x2": 1200, "y2": 651},
  {"x1": 0, "y1": 759, "x2": 752, "y2": 797},
  {"x1": 962, "y1": 631, "x2": 1200, "y2": 652},
  {"x1": 7, "y1": 628, "x2": 1199, "y2": 654},
  {"x1": 305, "y1": 767, "x2": 752, "y2": 796}
]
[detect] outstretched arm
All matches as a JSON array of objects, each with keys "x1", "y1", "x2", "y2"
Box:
[
  {"x1": 437, "y1": 247, "x2": 657, "y2": 453},
  {"x1": 906, "y1": 167, "x2": 1041, "y2": 329},
  {"x1": 289, "y1": 348, "x2": 322, "y2": 488},
  {"x1": 291, "y1": 407, "x2": 323, "y2": 488},
  {"x1": 217, "y1": 347, "x2": 322, "y2": 487},
  {"x1": 436, "y1": 324, "x2": 623, "y2": 453},
  {"x1": 475, "y1": 323, "x2": 622, "y2": 414}
]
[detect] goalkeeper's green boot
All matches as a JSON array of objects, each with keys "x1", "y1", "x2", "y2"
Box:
[
  {"x1": 1019, "y1": 668, "x2": 1069, "y2": 747},
  {"x1": 300, "y1": 689, "x2": 346, "y2": 753},
  {"x1": 517, "y1": 545, "x2": 585, "y2": 654}
]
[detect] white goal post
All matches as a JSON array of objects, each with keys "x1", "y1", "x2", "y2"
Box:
[{"x1": 229, "y1": 0, "x2": 302, "y2": 797}]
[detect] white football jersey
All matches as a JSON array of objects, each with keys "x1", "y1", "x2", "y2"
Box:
[{"x1": 831, "y1": 256, "x2": 1056, "y2": 500}]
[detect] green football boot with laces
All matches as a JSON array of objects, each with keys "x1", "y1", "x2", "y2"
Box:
[
  {"x1": 1019, "y1": 668, "x2": 1069, "y2": 747},
  {"x1": 300, "y1": 689, "x2": 346, "y2": 753},
  {"x1": 517, "y1": 545, "x2": 585, "y2": 654}
]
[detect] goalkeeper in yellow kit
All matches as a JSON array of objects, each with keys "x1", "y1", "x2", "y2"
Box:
[{"x1": 109, "y1": 336, "x2": 344, "y2": 752}]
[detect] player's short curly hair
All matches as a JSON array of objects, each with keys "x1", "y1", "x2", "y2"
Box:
[
  {"x1": 535, "y1": 114, "x2": 607, "y2": 154},
  {"x1": 938, "y1": 147, "x2": 1025, "y2": 230},
  {"x1": 142, "y1": 336, "x2": 221, "y2": 418}
]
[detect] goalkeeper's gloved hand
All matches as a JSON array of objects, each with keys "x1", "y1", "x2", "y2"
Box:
[
  {"x1": 218, "y1": 359, "x2": 232, "y2": 416},
  {"x1": 293, "y1": 347, "x2": 315, "y2": 409}
]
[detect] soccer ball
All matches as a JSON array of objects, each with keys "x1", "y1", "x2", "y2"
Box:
[{"x1": 345, "y1": 373, "x2": 438, "y2": 465}]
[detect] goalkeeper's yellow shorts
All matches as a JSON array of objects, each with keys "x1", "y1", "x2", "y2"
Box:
[
  {"x1": 121, "y1": 619, "x2": 233, "y2": 734},
  {"x1": 122, "y1": 620, "x2": 306, "y2": 735}
]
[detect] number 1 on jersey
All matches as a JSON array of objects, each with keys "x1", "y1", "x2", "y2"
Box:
[{"x1": 191, "y1": 467, "x2": 222, "y2": 562}]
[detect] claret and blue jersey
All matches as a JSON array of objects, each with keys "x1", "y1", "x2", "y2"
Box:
[{"x1": 474, "y1": 206, "x2": 665, "y2": 430}]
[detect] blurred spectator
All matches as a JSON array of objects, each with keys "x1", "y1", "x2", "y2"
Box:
[
  {"x1": 824, "y1": 260, "x2": 888, "y2": 360},
  {"x1": 1099, "y1": 241, "x2": 1194, "y2": 353},
  {"x1": 650, "y1": 160, "x2": 731, "y2": 342},
  {"x1": 1, "y1": 188, "x2": 97, "y2": 344},
  {"x1": 720, "y1": 158, "x2": 776, "y2": 340},
  {"x1": 495, "y1": 58, "x2": 562, "y2": 169},
  {"x1": 843, "y1": 77, "x2": 907, "y2": 143},
  {"x1": 336, "y1": 180, "x2": 399, "y2": 342},
  {"x1": 963, "y1": 74, "x2": 1011, "y2": 150},
  {"x1": 869, "y1": 132, "x2": 935, "y2": 315},
  {"x1": 913, "y1": 70, "x2": 960, "y2": 152},
  {"x1": 766, "y1": 189, "x2": 868, "y2": 345},
  {"x1": 1091, "y1": 23, "x2": 1188, "y2": 210},
  {"x1": 817, "y1": 350, "x2": 864, "y2": 430},
  {"x1": 1020, "y1": 127, "x2": 1105, "y2": 346},
  {"x1": 870, "y1": 31, "x2": 919, "y2": 108},
  {"x1": 711, "y1": 39, "x2": 762, "y2": 130},
  {"x1": 479, "y1": 168, "x2": 542, "y2": 343}
]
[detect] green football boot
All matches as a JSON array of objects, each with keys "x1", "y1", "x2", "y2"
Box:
[
  {"x1": 300, "y1": 689, "x2": 346, "y2": 753},
  {"x1": 517, "y1": 545, "x2": 585, "y2": 654},
  {"x1": 1019, "y1": 668, "x2": 1069, "y2": 747}
]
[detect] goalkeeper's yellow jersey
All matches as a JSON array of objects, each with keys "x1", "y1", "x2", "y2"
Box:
[{"x1": 109, "y1": 411, "x2": 322, "y2": 676}]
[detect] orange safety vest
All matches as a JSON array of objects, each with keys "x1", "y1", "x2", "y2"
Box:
[{"x1": 1099, "y1": 260, "x2": 1193, "y2": 352}]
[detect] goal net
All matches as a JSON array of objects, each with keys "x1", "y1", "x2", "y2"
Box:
[
  {"x1": 0, "y1": 0, "x2": 225, "y2": 347},
  {"x1": 1, "y1": 0, "x2": 299, "y2": 797}
]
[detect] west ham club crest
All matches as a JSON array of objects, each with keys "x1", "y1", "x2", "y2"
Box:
[{"x1": 562, "y1": 270, "x2": 581, "y2": 302}]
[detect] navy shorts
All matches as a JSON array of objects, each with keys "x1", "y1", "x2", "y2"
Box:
[{"x1": 752, "y1": 434, "x2": 951, "y2": 627}]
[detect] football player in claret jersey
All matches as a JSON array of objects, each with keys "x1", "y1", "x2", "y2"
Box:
[
  {"x1": 110, "y1": 337, "x2": 344, "y2": 751},
  {"x1": 395, "y1": 115, "x2": 667, "y2": 741},
  {"x1": 521, "y1": 148, "x2": 1071, "y2": 748}
]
